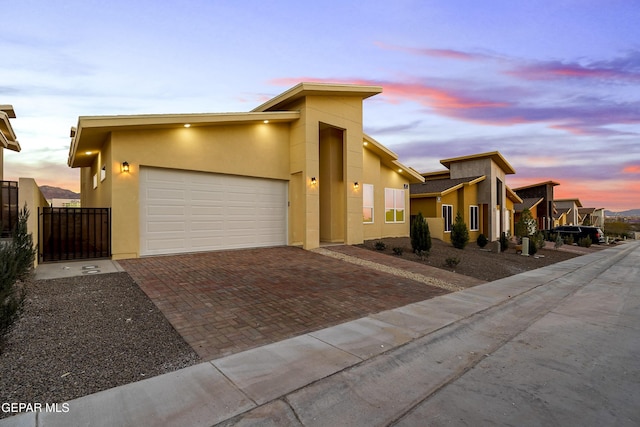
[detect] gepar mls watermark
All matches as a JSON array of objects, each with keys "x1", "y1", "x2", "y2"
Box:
[{"x1": 2, "y1": 402, "x2": 70, "y2": 415}]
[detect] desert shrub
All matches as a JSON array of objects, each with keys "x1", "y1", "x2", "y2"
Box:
[
  {"x1": 532, "y1": 231, "x2": 546, "y2": 251},
  {"x1": 554, "y1": 233, "x2": 564, "y2": 249},
  {"x1": 451, "y1": 211, "x2": 469, "y2": 250},
  {"x1": 374, "y1": 241, "x2": 386, "y2": 251},
  {"x1": 410, "y1": 212, "x2": 432, "y2": 254},
  {"x1": 392, "y1": 247, "x2": 403, "y2": 256},
  {"x1": 416, "y1": 250, "x2": 429, "y2": 260},
  {"x1": 578, "y1": 236, "x2": 592, "y2": 248},
  {"x1": 476, "y1": 234, "x2": 488, "y2": 248},
  {"x1": 12, "y1": 205, "x2": 37, "y2": 279},
  {"x1": 564, "y1": 235, "x2": 574, "y2": 245},
  {"x1": 0, "y1": 205, "x2": 33, "y2": 342},
  {"x1": 444, "y1": 257, "x2": 460, "y2": 268}
]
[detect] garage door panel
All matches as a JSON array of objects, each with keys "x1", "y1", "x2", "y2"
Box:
[{"x1": 140, "y1": 167, "x2": 287, "y2": 256}]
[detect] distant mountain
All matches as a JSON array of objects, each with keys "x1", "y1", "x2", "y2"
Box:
[
  {"x1": 606, "y1": 209, "x2": 640, "y2": 217},
  {"x1": 40, "y1": 186, "x2": 80, "y2": 200}
]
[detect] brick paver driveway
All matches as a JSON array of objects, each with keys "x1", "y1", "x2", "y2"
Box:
[{"x1": 118, "y1": 246, "x2": 449, "y2": 360}]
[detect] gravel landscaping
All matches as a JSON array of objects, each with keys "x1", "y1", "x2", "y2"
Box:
[
  {"x1": 0, "y1": 273, "x2": 199, "y2": 418},
  {"x1": 360, "y1": 237, "x2": 583, "y2": 282}
]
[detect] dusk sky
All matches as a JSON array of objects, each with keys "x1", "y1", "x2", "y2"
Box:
[{"x1": 2, "y1": 0, "x2": 639, "y2": 211}]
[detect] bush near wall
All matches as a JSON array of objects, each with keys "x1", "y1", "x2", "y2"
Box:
[{"x1": 1, "y1": 206, "x2": 36, "y2": 345}]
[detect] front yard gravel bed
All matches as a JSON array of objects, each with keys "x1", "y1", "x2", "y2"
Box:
[{"x1": 0, "y1": 273, "x2": 200, "y2": 418}]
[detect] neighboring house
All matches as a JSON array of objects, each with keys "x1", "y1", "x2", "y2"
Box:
[
  {"x1": 513, "y1": 181, "x2": 559, "y2": 231},
  {"x1": 555, "y1": 199, "x2": 582, "y2": 225},
  {"x1": 1, "y1": 105, "x2": 21, "y2": 237},
  {"x1": 1, "y1": 105, "x2": 21, "y2": 169},
  {"x1": 50, "y1": 198, "x2": 81, "y2": 207},
  {"x1": 1, "y1": 105, "x2": 48, "y2": 249},
  {"x1": 579, "y1": 207, "x2": 605, "y2": 228},
  {"x1": 67, "y1": 82, "x2": 423, "y2": 259},
  {"x1": 410, "y1": 151, "x2": 521, "y2": 243}
]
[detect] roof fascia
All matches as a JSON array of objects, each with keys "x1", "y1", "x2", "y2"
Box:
[
  {"x1": 440, "y1": 151, "x2": 516, "y2": 174},
  {"x1": 0, "y1": 111, "x2": 20, "y2": 152},
  {"x1": 68, "y1": 111, "x2": 299, "y2": 167},
  {"x1": 252, "y1": 82, "x2": 383, "y2": 112},
  {"x1": 364, "y1": 134, "x2": 423, "y2": 183},
  {"x1": 506, "y1": 186, "x2": 523, "y2": 204},
  {"x1": 513, "y1": 181, "x2": 561, "y2": 191}
]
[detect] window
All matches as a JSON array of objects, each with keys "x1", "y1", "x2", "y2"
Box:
[
  {"x1": 443, "y1": 204, "x2": 453, "y2": 232},
  {"x1": 470, "y1": 205, "x2": 479, "y2": 231},
  {"x1": 363, "y1": 184, "x2": 374, "y2": 223},
  {"x1": 385, "y1": 188, "x2": 405, "y2": 223},
  {"x1": 100, "y1": 165, "x2": 107, "y2": 182},
  {"x1": 92, "y1": 174, "x2": 98, "y2": 189}
]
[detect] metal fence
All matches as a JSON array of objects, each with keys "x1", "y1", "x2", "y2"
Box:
[
  {"x1": 1, "y1": 181, "x2": 19, "y2": 238},
  {"x1": 39, "y1": 207, "x2": 111, "y2": 262}
]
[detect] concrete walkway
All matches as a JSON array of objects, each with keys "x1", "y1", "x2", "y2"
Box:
[
  {"x1": 2, "y1": 241, "x2": 638, "y2": 426},
  {"x1": 33, "y1": 259, "x2": 125, "y2": 280}
]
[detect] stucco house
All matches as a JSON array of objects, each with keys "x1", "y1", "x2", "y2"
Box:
[
  {"x1": 1, "y1": 105, "x2": 20, "y2": 236},
  {"x1": 67, "y1": 82, "x2": 424, "y2": 259},
  {"x1": 514, "y1": 181, "x2": 559, "y2": 231},
  {"x1": 579, "y1": 207, "x2": 606, "y2": 228},
  {"x1": 410, "y1": 151, "x2": 521, "y2": 243},
  {"x1": 554, "y1": 198, "x2": 582, "y2": 226}
]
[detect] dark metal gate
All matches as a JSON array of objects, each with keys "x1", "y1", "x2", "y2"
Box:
[
  {"x1": 39, "y1": 207, "x2": 111, "y2": 262},
  {"x1": 1, "y1": 181, "x2": 19, "y2": 237}
]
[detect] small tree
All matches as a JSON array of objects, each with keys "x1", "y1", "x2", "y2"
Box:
[
  {"x1": 13, "y1": 205, "x2": 36, "y2": 279},
  {"x1": 515, "y1": 208, "x2": 536, "y2": 242},
  {"x1": 451, "y1": 211, "x2": 469, "y2": 249},
  {"x1": 410, "y1": 212, "x2": 432, "y2": 254}
]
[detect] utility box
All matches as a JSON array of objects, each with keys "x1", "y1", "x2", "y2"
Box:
[{"x1": 521, "y1": 237, "x2": 530, "y2": 256}]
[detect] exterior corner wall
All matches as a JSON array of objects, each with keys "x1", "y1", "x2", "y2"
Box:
[{"x1": 17, "y1": 177, "x2": 49, "y2": 267}]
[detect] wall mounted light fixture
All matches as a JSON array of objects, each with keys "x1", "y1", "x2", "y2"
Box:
[
  {"x1": 353, "y1": 181, "x2": 359, "y2": 189},
  {"x1": 311, "y1": 177, "x2": 317, "y2": 185},
  {"x1": 122, "y1": 161, "x2": 130, "y2": 173}
]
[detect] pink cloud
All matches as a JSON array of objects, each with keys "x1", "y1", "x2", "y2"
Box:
[
  {"x1": 269, "y1": 77, "x2": 513, "y2": 124},
  {"x1": 623, "y1": 165, "x2": 640, "y2": 174},
  {"x1": 374, "y1": 42, "x2": 485, "y2": 61}
]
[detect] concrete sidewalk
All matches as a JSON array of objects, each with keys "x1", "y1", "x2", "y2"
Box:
[{"x1": 2, "y1": 241, "x2": 638, "y2": 426}]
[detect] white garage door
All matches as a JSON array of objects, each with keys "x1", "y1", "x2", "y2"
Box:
[{"x1": 140, "y1": 167, "x2": 288, "y2": 256}]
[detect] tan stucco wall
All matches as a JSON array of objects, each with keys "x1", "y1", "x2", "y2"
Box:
[
  {"x1": 362, "y1": 149, "x2": 411, "y2": 241},
  {"x1": 18, "y1": 178, "x2": 49, "y2": 267}
]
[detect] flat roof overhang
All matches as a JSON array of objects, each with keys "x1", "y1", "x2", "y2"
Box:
[
  {"x1": 363, "y1": 134, "x2": 424, "y2": 183},
  {"x1": 253, "y1": 82, "x2": 383, "y2": 112},
  {"x1": 0, "y1": 108, "x2": 20, "y2": 152},
  {"x1": 440, "y1": 151, "x2": 516, "y2": 175},
  {"x1": 68, "y1": 111, "x2": 300, "y2": 168}
]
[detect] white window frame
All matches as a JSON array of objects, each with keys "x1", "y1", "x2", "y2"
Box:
[
  {"x1": 443, "y1": 204, "x2": 453, "y2": 232},
  {"x1": 470, "y1": 205, "x2": 479, "y2": 231},
  {"x1": 363, "y1": 184, "x2": 374, "y2": 223},
  {"x1": 100, "y1": 164, "x2": 107, "y2": 182},
  {"x1": 384, "y1": 188, "x2": 405, "y2": 223}
]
